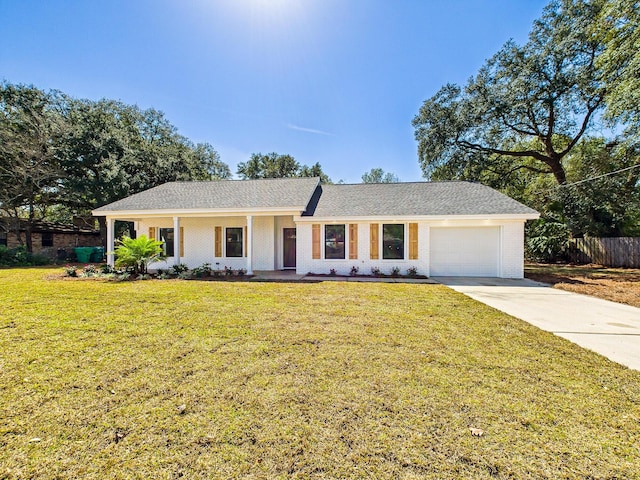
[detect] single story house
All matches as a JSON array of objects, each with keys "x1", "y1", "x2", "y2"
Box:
[
  {"x1": 0, "y1": 218, "x2": 101, "y2": 258},
  {"x1": 92, "y1": 177, "x2": 539, "y2": 278}
]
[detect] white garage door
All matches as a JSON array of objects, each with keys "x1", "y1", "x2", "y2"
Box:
[{"x1": 430, "y1": 227, "x2": 500, "y2": 277}]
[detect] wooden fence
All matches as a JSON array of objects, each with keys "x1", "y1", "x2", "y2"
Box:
[{"x1": 568, "y1": 237, "x2": 640, "y2": 268}]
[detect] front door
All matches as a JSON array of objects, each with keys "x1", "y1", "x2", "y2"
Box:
[{"x1": 283, "y1": 228, "x2": 296, "y2": 268}]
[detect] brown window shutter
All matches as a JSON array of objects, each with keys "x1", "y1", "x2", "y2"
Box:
[
  {"x1": 349, "y1": 224, "x2": 358, "y2": 259},
  {"x1": 148, "y1": 227, "x2": 156, "y2": 240},
  {"x1": 370, "y1": 224, "x2": 379, "y2": 259},
  {"x1": 312, "y1": 224, "x2": 321, "y2": 259},
  {"x1": 179, "y1": 227, "x2": 184, "y2": 257},
  {"x1": 214, "y1": 226, "x2": 222, "y2": 257},
  {"x1": 409, "y1": 223, "x2": 418, "y2": 260}
]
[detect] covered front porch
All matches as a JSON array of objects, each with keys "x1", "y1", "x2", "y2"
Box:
[{"x1": 104, "y1": 214, "x2": 297, "y2": 274}]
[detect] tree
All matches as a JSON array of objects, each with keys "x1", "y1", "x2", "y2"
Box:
[
  {"x1": 237, "y1": 152, "x2": 332, "y2": 182},
  {"x1": 596, "y1": 0, "x2": 640, "y2": 141},
  {"x1": 237, "y1": 152, "x2": 300, "y2": 179},
  {"x1": 58, "y1": 98, "x2": 230, "y2": 242},
  {"x1": 412, "y1": 0, "x2": 606, "y2": 186},
  {"x1": 0, "y1": 83, "x2": 66, "y2": 252},
  {"x1": 298, "y1": 162, "x2": 332, "y2": 184},
  {"x1": 114, "y1": 235, "x2": 165, "y2": 275},
  {"x1": 361, "y1": 168, "x2": 399, "y2": 183}
]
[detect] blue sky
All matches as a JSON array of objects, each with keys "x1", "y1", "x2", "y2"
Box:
[{"x1": 0, "y1": 0, "x2": 548, "y2": 183}]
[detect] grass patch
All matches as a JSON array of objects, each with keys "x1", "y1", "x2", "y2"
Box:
[
  {"x1": 1, "y1": 267, "x2": 640, "y2": 479},
  {"x1": 526, "y1": 263, "x2": 640, "y2": 308}
]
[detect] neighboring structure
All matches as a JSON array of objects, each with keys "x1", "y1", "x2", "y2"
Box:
[
  {"x1": 0, "y1": 218, "x2": 101, "y2": 258},
  {"x1": 92, "y1": 177, "x2": 539, "y2": 278}
]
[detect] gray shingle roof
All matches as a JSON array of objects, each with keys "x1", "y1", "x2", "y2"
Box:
[
  {"x1": 94, "y1": 177, "x2": 320, "y2": 212},
  {"x1": 302, "y1": 182, "x2": 538, "y2": 217},
  {"x1": 94, "y1": 178, "x2": 538, "y2": 218}
]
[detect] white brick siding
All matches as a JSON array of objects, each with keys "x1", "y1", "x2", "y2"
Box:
[
  {"x1": 297, "y1": 220, "x2": 527, "y2": 278},
  {"x1": 500, "y1": 221, "x2": 525, "y2": 278}
]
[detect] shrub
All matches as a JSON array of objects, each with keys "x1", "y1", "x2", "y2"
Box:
[
  {"x1": 191, "y1": 263, "x2": 212, "y2": 278},
  {"x1": 236, "y1": 268, "x2": 246, "y2": 277},
  {"x1": 350, "y1": 266, "x2": 359, "y2": 276},
  {"x1": 526, "y1": 219, "x2": 570, "y2": 262},
  {"x1": 115, "y1": 235, "x2": 166, "y2": 275},
  {"x1": 0, "y1": 245, "x2": 49, "y2": 266},
  {"x1": 391, "y1": 266, "x2": 400, "y2": 277},
  {"x1": 329, "y1": 268, "x2": 337, "y2": 276},
  {"x1": 406, "y1": 266, "x2": 418, "y2": 277},
  {"x1": 371, "y1": 266, "x2": 381, "y2": 277},
  {"x1": 63, "y1": 265, "x2": 78, "y2": 277},
  {"x1": 224, "y1": 266, "x2": 233, "y2": 276},
  {"x1": 172, "y1": 263, "x2": 189, "y2": 275},
  {"x1": 80, "y1": 264, "x2": 98, "y2": 277}
]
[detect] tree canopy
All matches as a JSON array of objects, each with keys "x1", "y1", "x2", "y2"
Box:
[
  {"x1": 237, "y1": 152, "x2": 332, "y2": 183},
  {"x1": 412, "y1": 0, "x2": 640, "y2": 240},
  {"x1": 361, "y1": 168, "x2": 399, "y2": 183},
  {"x1": 0, "y1": 82, "x2": 230, "y2": 251},
  {"x1": 413, "y1": 0, "x2": 606, "y2": 186}
]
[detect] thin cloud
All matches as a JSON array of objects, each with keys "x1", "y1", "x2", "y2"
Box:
[{"x1": 286, "y1": 123, "x2": 335, "y2": 136}]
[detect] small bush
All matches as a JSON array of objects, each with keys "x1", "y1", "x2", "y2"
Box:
[
  {"x1": 236, "y1": 268, "x2": 246, "y2": 277},
  {"x1": 329, "y1": 268, "x2": 337, "y2": 276},
  {"x1": 81, "y1": 264, "x2": 98, "y2": 277},
  {"x1": 391, "y1": 266, "x2": 400, "y2": 277},
  {"x1": 371, "y1": 266, "x2": 381, "y2": 277},
  {"x1": 172, "y1": 264, "x2": 189, "y2": 275},
  {"x1": 63, "y1": 265, "x2": 78, "y2": 277},
  {"x1": 406, "y1": 266, "x2": 418, "y2": 277},
  {"x1": 100, "y1": 264, "x2": 114, "y2": 274},
  {"x1": 224, "y1": 266, "x2": 233, "y2": 276},
  {"x1": 191, "y1": 263, "x2": 212, "y2": 278},
  {"x1": 350, "y1": 266, "x2": 359, "y2": 276}
]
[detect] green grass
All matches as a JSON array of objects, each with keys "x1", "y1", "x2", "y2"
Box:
[{"x1": 1, "y1": 268, "x2": 640, "y2": 479}]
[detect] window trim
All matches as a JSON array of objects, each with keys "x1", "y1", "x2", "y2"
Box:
[
  {"x1": 379, "y1": 223, "x2": 407, "y2": 261},
  {"x1": 41, "y1": 231, "x2": 54, "y2": 248},
  {"x1": 225, "y1": 226, "x2": 243, "y2": 258},
  {"x1": 324, "y1": 224, "x2": 346, "y2": 260},
  {"x1": 159, "y1": 228, "x2": 175, "y2": 257}
]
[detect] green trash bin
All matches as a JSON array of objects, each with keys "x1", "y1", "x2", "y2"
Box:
[
  {"x1": 90, "y1": 247, "x2": 104, "y2": 263},
  {"x1": 74, "y1": 247, "x2": 93, "y2": 263}
]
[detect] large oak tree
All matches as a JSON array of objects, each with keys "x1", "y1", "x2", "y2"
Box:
[{"x1": 413, "y1": 0, "x2": 606, "y2": 186}]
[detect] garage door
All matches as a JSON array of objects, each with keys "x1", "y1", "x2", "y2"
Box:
[{"x1": 430, "y1": 227, "x2": 500, "y2": 277}]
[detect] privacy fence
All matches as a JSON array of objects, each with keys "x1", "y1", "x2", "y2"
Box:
[{"x1": 568, "y1": 237, "x2": 640, "y2": 268}]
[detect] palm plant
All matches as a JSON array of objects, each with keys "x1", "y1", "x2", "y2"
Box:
[{"x1": 114, "y1": 235, "x2": 166, "y2": 275}]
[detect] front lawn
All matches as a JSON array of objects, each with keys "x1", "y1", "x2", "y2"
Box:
[
  {"x1": 526, "y1": 263, "x2": 640, "y2": 308},
  {"x1": 1, "y1": 268, "x2": 639, "y2": 479}
]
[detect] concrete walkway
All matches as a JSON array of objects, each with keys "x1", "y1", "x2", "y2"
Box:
[{"x1": 435, "y1": 277, "x2": 640, "y2": 371}]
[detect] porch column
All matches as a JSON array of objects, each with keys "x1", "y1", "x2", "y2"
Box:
[
  {"x1": 246, "y1": 215, "x2": 253, "y2": 275},
  {"x1": 106, "y1": 217, "x2": 115, "y2": 267},
  {"x1": 173, "y1": 216, "x2": 181, "y2": 266}
]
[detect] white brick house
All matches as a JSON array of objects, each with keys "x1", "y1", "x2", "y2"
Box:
[{"x1": 93, "y1": 177, "x2": 539, "y2": 278}]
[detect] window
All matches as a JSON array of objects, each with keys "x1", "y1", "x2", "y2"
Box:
[
  {"x1": 159, "y1": 228, "x2": 174, "y2": 256},
  {"x1": 382, "y1": 224, "x2": 404, "y2": 259},
  {"x1": 0, "y1": 230, "x2": 6, "y2": 247},
  {"x1": 226, "y1": 227, "x2": 243, "y2": 257},
  {"x1": 325, "y1": 224, "x2": 345, "y2": 259},
  {"x1": 41, "y1": 232, "x2": 54, "y2": 247}
]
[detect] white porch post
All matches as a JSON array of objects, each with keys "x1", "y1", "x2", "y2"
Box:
[
  {"x1": 173, "y1": 216, "x2": 181, "y2": 266},
  {"x1": 246, "y1": 215, "x2": 253, "y2": 275},
  {"x1": 106, "y1": 217, "x2": 115, "y2": 267}
]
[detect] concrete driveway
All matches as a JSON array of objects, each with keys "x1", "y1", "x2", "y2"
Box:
[{"x1": 435, "y1": 277, "x2": 640, "y2": 371}]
